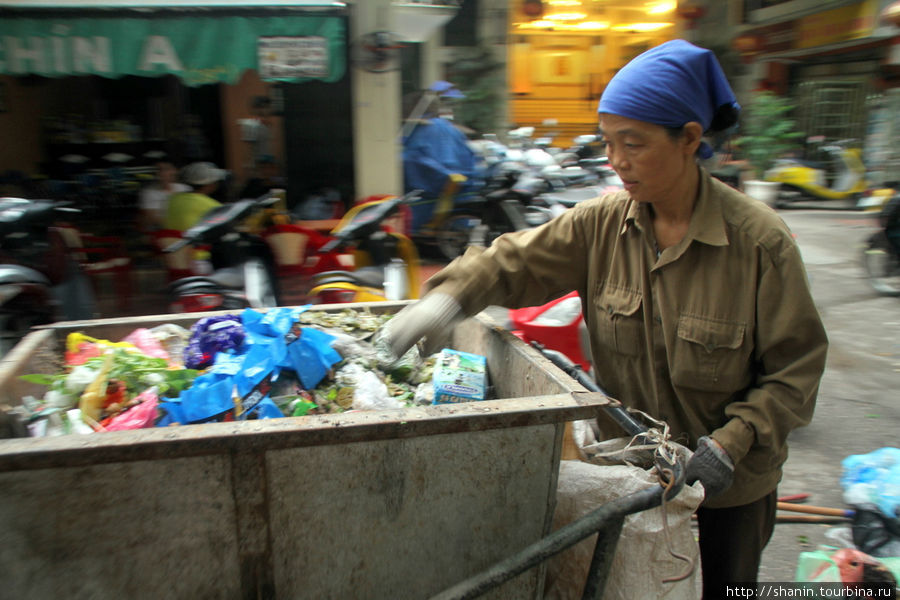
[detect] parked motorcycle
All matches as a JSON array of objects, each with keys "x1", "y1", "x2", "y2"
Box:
[
  {"x1": 165, "y1": 193, "x2": 282, "y2": 312},
  {"x1": 307, "y1": 191, "x2": 423, "y2": 304},
  {"x1": 0, "y1": 197, "x2": 94, "y2": 355},
  {"x1": 862, "y1": 192, "x2": 900, "y2": 297},
  {"x1": 766, "y1": 140, "x2": 867, "y2": 206}
]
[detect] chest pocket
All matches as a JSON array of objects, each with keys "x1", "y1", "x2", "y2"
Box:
[
  {"x1": 672, "y1": 314, "x2": 749, "y2": 393},
  {"x1": 593, "y1": 287, "x2": 643, "y2": 356}
]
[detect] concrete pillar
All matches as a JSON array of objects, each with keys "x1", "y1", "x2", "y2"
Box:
[
  {"x1": 420, "y1": 34, "x2": 441, "y2": 89},
  {"x1": 351, "y1": 0, "x2": 403, "y2": 199}
]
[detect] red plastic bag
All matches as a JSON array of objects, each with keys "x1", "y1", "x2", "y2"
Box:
[
  {"x1": 122, "y1": 328, "x2": 170, "y2": 362},
  {"x1": 104, "y1": 389, "x2": 160, "y2": 431}
]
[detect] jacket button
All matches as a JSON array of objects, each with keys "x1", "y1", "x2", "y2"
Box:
[
  {"x1": 705, "y1": 343, "x2": 715, "y2": 352},
  {"x1": 607, "y1": 306, "x2": 614, "y2": 315},
  {"x1": 654, "y1": 315, "x2": 661, "y2": 324}
]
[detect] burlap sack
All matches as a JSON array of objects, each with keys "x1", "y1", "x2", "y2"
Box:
[{"x1": 544, "y1": 427, "x2": 704, "y2": 600}]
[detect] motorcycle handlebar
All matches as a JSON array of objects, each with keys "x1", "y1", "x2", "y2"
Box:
[
  {"x1": 318, "y1": 236, "x2": 343, "y2": 254},
  {"x1": 316, "y1": 190, "x2": 423, "y2": 254},
  {"x1": 163, "y1": 237, "x2": 191, "y2": 253}
]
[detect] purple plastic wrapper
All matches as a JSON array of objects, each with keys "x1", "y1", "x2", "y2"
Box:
[{"x1": 184, "y1": 314, "x2": 246, "y2": 370}]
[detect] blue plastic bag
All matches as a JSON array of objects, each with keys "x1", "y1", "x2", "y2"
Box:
[
  {"x1": 183, "y1": 314, "x2": 246, "y2": 370},
  {"x1": 286, "y1": 327, "x2": 342, "y2": 389},
  {"x1": 161, "y1": 307, "x2": 342, "y2": 426},
  {"x1": 841, "y1": 447, "x2": 900, "y2": 519}
]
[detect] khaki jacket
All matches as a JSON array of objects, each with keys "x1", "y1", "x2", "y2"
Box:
[{"x1": 427, "y1": 168, "x2": 828, "y2": 508}]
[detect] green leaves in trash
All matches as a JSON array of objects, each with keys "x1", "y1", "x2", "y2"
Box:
[{"x1": 20, "y1": 348, "x2": 198, "y2": 398}]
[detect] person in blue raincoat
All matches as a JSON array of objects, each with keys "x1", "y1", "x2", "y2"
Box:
[{"x1": 401, "y1": 86, "x2": 484, "y2": 231}]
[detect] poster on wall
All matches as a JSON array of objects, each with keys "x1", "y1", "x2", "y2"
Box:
[
  {"x1": 536, "y1": 50, "x2": 587, "y2": 85},
  {"x1": 258, "y1": 36, "x2": 329, "y2": 80}
]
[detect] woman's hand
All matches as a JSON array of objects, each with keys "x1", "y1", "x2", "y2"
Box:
[
  {"x1": 686, "y1": 436, "x2": 735, "y2": 501},
  {"x1": 374, "y1": 293, "x2": 462, "y2": 368}
]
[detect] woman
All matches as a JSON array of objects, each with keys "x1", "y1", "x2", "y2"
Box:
[
  {"x1": 379, "y1": 40, "x2": 828, "y2": 597},
  {"x1": 138, "y1": 160, "x2": 190, "y2": 232}
]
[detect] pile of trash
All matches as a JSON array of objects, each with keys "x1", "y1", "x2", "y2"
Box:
[
  {"x1": 14, "y1": 306, "x2": 445, "y2": 437},
  {"x1": 794, "y1": 447, "x2": 900, "y2": 592}
]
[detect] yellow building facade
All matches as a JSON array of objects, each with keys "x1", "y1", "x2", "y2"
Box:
[{"x1": 507, "y1": 0, "x2": 681, "y2": 144}]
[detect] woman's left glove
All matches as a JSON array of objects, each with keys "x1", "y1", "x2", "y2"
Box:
[
  {"x1": 374, "y1": 292, "x2": 462, "y2": 368},
  {"x1": 685, "y1": 436, "x2": 735, "y2": 501}
]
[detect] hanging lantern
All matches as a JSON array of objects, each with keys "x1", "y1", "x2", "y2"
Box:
[
  {"x1": 732, "y1": 34, "x2": 762, "y2": 54},
  {"x1": 881, "y1": 1, "x2": 900, "y2": 28},
  {"x1": 676, "y1": 3, "x2": 707, "y2": 29},
  {"x1": 523, "y1": 0, "x2": 544, "y2": 18}
]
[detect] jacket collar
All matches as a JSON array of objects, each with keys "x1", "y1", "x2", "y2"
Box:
[{"x1": 621, "y1": 167, "x2": 729, "y2": 251}]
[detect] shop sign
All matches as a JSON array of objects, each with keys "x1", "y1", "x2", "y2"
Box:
[
  {"x1": 795, "y1": 0, "x2": 878, "y2": 49},
  {"x1": 258, "y1": 36, "x2": 329, "y2": 79},
  {"x1": 0, "y1": 15, "x2": 345, "y2": 85}
]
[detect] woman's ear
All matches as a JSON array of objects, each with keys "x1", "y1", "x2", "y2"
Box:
[{"x1": 682, "y1": 121, "x2": 704, "y2": 155}]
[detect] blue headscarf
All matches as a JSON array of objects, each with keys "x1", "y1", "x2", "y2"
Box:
[{"x1": 597, "y1": 39, "x2": 739, "y2": 159}]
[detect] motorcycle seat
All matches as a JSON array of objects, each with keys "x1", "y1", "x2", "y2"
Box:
[
  {"x1": 173, "y1": 267, "x2": 244, "y2": 288},
  {"x1": 778, "y1": 158, "x2": 826, "y2": 171},
  {"x1": 0, "y1": 264, "x2": 50, "y2": 286},
  {"x1": 168, "y1": 266, "x2": 244, "y2": 292},
  {"x1": 313, "y1": 266, "x2": 384, "y2": 289}
]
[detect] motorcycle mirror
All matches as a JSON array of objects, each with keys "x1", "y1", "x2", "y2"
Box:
[
  {"x1": 401, "y1": 189, "x2": 424, "y2": 204},
  {"x1": 258, "y1": 193, "x2": 281, "y2": 207}
]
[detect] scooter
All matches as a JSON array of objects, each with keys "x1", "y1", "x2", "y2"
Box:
[
  {"x1": 862, "y1": 192, "x2": 900, "y2": 297},
  {"x1": 0, "y1": 198, "x2": 95, "y2": 355},
  {"x1": 165, "y1": 193, "x2": 282, "y2": 312},
  {"x1": 307, "y1": 191, "x2": 423, "y2": 304},
  {"x1": 765, "y1": 140, "x2": 867, "y2": 205}
]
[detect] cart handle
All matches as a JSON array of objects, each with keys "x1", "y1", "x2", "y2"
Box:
[{"x1": 531, "y1": 342, "x2": 647, "y2": 438}]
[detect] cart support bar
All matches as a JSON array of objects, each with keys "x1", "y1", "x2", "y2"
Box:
[{"x1": 429, "y1": 483, "x2": 666, "y2": 600}]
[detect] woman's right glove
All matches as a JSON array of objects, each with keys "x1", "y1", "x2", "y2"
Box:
[
  {"x1": 374, "y1": 292, "x2": 462, "y2": 368},
  {"x1": 685, "y1": 436, "x2": 735, "y2": 501}
]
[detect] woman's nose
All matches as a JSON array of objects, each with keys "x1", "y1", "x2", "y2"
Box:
[{"x1": 609, "y1": 149, "x2": 628, "y2": 173}]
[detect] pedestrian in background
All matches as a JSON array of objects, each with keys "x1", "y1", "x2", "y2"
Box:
[
  {"x1": 378, "y1": 39, "x2": 828, "y2": 598},
  {"x1": 164, "y1": 161, "x2": 225, "y2": 232},
  {"x1": 138, "y1": 159, "x2": 190, "y2": 232}
]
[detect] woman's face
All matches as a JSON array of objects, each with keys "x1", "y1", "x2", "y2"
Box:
[
  {"x1": 157, "y1": 162, "x2": 177, "y2": 186},
  {"x1": 598, "y1": 113, "x2": 699, "y2": 204}
]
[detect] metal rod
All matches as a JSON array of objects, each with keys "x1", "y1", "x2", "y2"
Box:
[
  {"x1": 533, "y1": 343, "x2": 647, "y2": 437},
  {"x1": 428, "y1": 484, "x2": 665, "y2": 600},
  {"x1": 581, "y1": 515, "x2": 625, "y2": 600}
]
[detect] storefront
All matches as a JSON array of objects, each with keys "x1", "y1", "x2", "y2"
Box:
[
  {"x1": 733, "y1": 0, "x2": 900, "y2": 184},
  {"x1": 0, "y1": 1, "x2": 350, "y2": 209}
]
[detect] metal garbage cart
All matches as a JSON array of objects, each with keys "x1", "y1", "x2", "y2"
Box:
[{"x1": 0, "y1": 302, "x2": 623, "y2": 600}]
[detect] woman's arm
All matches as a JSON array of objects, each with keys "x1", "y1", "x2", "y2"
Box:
[{"x1": 712, "y1": 235, "x2": 828, "y2": 464}]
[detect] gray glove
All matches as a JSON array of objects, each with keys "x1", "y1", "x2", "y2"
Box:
[
  {"x1": 685, "y1": 436, "x2": 735, "y2": 501},
  {"x1": 375, "y1": 292, "x2": 462, "y2": 367}
]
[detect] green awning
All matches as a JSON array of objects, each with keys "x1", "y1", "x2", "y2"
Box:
[{"x1": 0, "y1": 14, "x2": 346, "y2": 85}]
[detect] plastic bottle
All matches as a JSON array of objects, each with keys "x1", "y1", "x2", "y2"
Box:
[{"x1": 384, "y1": 258, "x2": 407, "y2": 301}]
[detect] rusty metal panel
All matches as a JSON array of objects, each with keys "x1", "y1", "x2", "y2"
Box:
[
  {"x1": 0, "y1": 303, "x2": 610, "y2": 597},
  {"x1": 0, "y1": 455, "x2": 241, "y2": 599},
  {"x1": 267, "y1": 426, "x2": 558, "y2": 599}
]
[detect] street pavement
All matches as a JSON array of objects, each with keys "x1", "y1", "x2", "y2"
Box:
[
  {"x1": 94, "y1": 207, "x2": 898, "y2": 586},
  {"x1": 757, "y1": 208, "x2": 899, "y2": 583}
]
